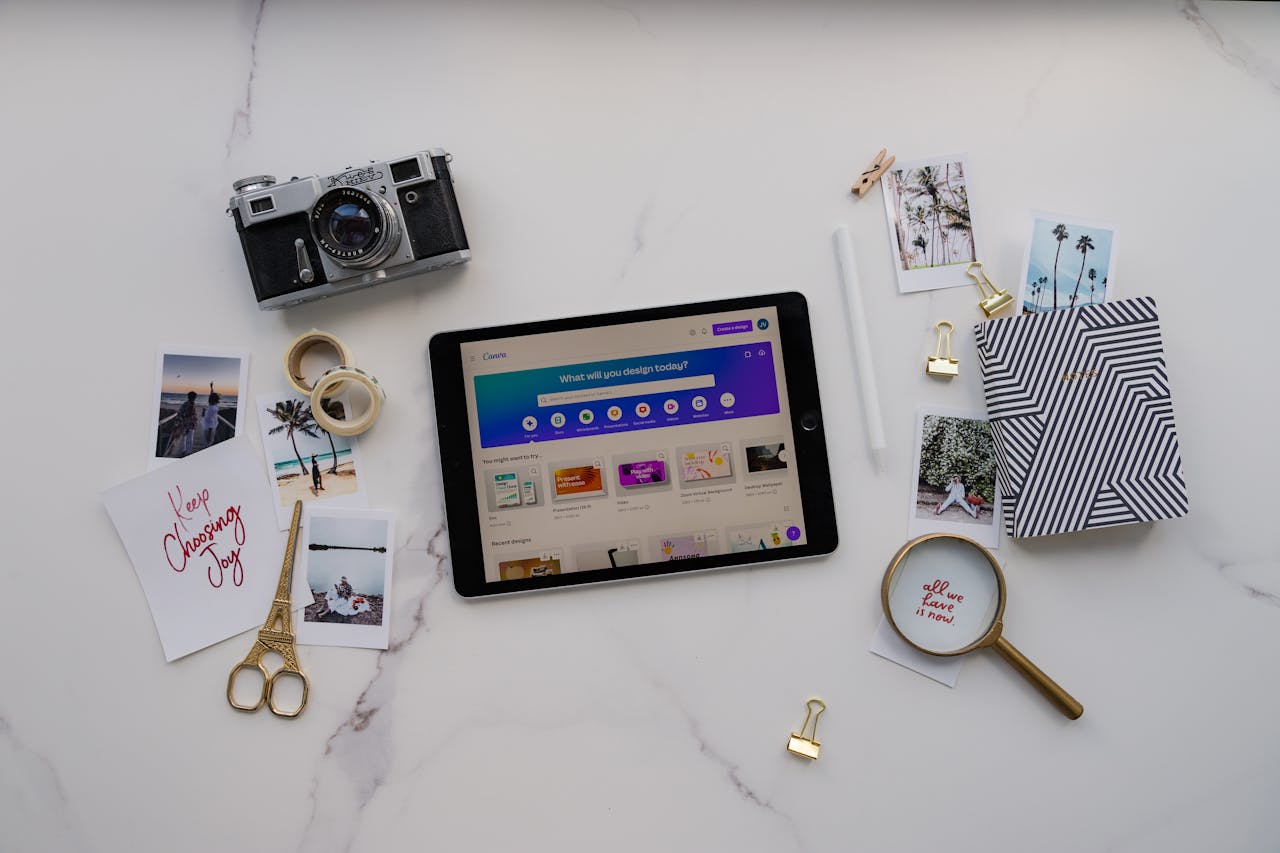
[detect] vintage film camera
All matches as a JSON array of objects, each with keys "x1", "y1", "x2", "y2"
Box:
[{"x1": 228, "y1": 149, "x2": 470, "y2": 309}]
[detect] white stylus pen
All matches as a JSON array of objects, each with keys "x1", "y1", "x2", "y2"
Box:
[{"x1": 833, "y1": 225, "x2": 887, "y2": 472}]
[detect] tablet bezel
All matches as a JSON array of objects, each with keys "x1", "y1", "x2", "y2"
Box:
[{"x1": 429, "y1": 291, "x2": 838, "y2": 597}]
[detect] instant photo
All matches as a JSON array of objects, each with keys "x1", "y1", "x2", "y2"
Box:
[
  {"x1": 149, "y1": 346, "x2": 249, "y2": 470},
  {"x1": 880, "y1": 154, "x2": 981, "y2": 293},
  {"x1": 256, "y1": 391, "x2": 369, "y2": 530},
  {"x1": 1018, "y1": 212, "x2": 1119, "y2": 315},
  {"x1": 296, "y1": 507, "x2": 395, "y2": 650},
  {"x1": 906, "y1": 406, "x2": 1001, "y2": 550}
]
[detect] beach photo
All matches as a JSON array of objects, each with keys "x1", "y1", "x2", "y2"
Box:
[
  {"x1": 1018, "y1": 212, "x2": 1118, "y2": 314},
  {"x1": 907, "y1": 407, "x2": 1001, "y2": 549},
  {"x1": 256, "y1": 391, "x2": 368, "y2": 529},
  {"x1": 881, "y1": 154, "x2": 980, "y2": 293},
  {"x1": 148, "y1": 347, "x2": 248, "y2": 470},
  {"x1": 297, "y1": 507, "x2": 394, "y2": 649}
]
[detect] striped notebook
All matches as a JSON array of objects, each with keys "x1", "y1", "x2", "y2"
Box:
[{"x1": 973, "y1": 297, "x2": 1189, "y2": 538}]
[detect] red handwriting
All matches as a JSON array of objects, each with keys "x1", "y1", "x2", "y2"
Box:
[
  {"x1": 161, "y1": 484, "x2": 246, "y2": 588},
  {"x1": 916, "y1": 579, "x2": 964, "y2": 624},
  {"x1": 166, "y1": 485, "x2": 211, "y2": 534}
]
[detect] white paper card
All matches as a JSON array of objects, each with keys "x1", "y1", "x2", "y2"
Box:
[
  {"x1": 296, "y1": 506, "x2": 395, "y2": 650},
  {"x1": 103, "y1": 436, "x2": 308, "y2": 661},
  {"x1": 868, "y1": 618, "x2": 963, "y2": 688}
]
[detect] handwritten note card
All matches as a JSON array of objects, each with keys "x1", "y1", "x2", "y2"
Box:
[{"x1": 103, "y1": 436, "x2": 307, "y2": 661}]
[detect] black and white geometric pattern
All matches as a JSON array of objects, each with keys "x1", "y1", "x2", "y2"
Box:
[{"x1": 973, "y1": 297, "x2": 1189, "y2": 538}]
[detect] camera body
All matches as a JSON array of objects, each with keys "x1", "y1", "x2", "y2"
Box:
[{"x1": 228, "y1": 149, "x2": 470, "y2": 309}]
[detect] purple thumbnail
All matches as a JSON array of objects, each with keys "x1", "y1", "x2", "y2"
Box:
[
  {"x1": 618, "y1": 460, "x2": 666, "y2": 486},
  {"x1": 712, "y1": 320, "x2": 753, "y2": 335}
]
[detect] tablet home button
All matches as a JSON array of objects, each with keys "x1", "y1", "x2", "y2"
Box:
[{"x1": 801, "y1": 411, "x2": 819, "y2": 431}]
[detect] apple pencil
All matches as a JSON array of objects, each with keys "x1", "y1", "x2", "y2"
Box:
[{"x1": 833, "y1": 225, "x2": 887, "y2": 472}]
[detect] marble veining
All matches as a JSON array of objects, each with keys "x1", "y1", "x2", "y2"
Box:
[
  {"x1": 226, "y1": 0, "x2": 267, "y2": 158},
  {"x1": 4, "y1": 3, "x2": 1280, "y2": 850},
  {"x1": 1182, "y1": 0, "x2": 1280, "y2": 96},
  {"x1": 297, "y1": 521, "x2": 449, "y2": 853}
]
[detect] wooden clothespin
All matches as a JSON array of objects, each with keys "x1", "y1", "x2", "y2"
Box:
[{"x1": 851, "y1": 148, "x2": 895, "y2": 198}]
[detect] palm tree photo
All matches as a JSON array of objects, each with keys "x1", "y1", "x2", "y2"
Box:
[
  {"x1": 887, "y1": 160, "x2": 975, "y2": 271},
  {"x1": 1024, "y1": 217, "x2": 1115, "y2": 314},
  {"x1": 265, "y1": 399, "x2": 319, "y2": 475}
]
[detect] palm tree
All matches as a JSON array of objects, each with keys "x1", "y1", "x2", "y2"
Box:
[
  {"x1": 265, "y1": 399, "x2": 319, "y2": 475},
  {"x1": 1038, "y1": 276, "x2": 1049, "y2": 311},
  {"x1": 907, "y1": 167, "x2": 944, "y2": 266},
  {"x1": 1087, "y1": 268, "x2": 1097, "y2": 304},
  {"x1": 1070, "y1": 234, "x2": 1095, "y2": 307},
  {"x1": 317, "y1": 397, "x2": 346, "y2": 473},
  {"x1": 941, "y1": 184, "x2": 974, "y2": 261},
  {"x1": 1051, "y1": 224, "x2": 1069, "y2": 309}
]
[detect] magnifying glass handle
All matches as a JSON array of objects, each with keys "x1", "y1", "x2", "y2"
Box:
[{"x1": 992, "y1": 637, "x2": 1084, "y2": 720}]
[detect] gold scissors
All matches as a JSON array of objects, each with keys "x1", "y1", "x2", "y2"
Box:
[{"x1": 227, "y1": 499, "x2": 309, "y2": 717}]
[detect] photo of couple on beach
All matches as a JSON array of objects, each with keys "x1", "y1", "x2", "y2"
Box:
[
  {"x1": 150, "y1": 350, "x2": 247, "y2": 468},
  {"x1": 256, "y1": 391, "x2": 367, "y2": 528}
]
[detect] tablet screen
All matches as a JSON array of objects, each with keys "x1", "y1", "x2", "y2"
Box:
[{"x1": 458, "y1": 304, "x2": 811, "y2": 584}]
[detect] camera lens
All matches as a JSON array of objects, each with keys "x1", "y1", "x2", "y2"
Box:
[
  {"x1": 310, "y1": 187, "x2": 401, "y2": 269},
  {"x1": 328, "y1": 203, "x2": 374, "y2": 250}
]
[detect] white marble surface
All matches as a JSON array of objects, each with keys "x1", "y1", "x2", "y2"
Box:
[{"x1": 3, "y1": 2, "x2": 1279, "y2": 851}]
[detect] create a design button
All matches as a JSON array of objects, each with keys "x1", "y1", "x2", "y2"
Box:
[{"x1": 712, "y1": 320, "x2": 753, "y2": 335}]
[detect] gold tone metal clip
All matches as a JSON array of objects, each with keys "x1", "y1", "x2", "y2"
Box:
[
  {"x1": 926, "y1": 321, "x2": 959, "y2": 378},
  {"x1": 851, "y1": 148, "x2": 896, "y2": 198},
  {"x1": 967, "y1": 261, "x2": 1013, "y2": 317},
  {"x1": 787, "y1": 698, "x2": 826, "y2": 760}
]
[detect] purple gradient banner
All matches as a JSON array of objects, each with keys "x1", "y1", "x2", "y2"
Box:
[{"x1": 473, "y1": 342, "x2": 781, "y2": 448}]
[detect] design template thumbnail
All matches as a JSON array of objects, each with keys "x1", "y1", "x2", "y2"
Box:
[
  {"x1": 551, "y1": 458, "x2": 608, "y2": 501},
  {"x1": 483, "y1": 465, "x2": 542, "y2": 512},
  {"x1": 744, "y1": 440, "x2": 789, "y2": 474},
  {"x1": 678, "y1": 442, "x2": 734, "y2": 483}
]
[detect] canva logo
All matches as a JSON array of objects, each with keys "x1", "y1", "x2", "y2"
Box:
[{"x1": 482, "y1": 352, "x2": 508, "y2": 360}]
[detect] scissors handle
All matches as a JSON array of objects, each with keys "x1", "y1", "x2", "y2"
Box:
[
  {"x1": 227, "y1": 635, "x2": 310, "y2": 716},
  {"x1": 227, "y1": 642, "x2": 271, "y2": 712}
]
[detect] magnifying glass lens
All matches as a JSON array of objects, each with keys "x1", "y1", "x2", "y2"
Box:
[{"x1": 886, "y1": 537, "x2": 1001, "y2": 654}]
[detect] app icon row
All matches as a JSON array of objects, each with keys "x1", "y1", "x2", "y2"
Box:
[{"x1": 521, "y1": 394, "x2": 737, "y2": 432}]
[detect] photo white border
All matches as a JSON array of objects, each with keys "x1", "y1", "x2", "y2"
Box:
[
  {"x1": 148, "y1": 345, "x2": 250, "y2": 471},
  {"x1": 1016, "y1": 210, "x2": 1120, "y2": 315},
  {"x1": 906, "y1": 405, "x2": 1001, "y2": 550},
  {"x1": 296, "y1": 505, "x2": 395, "y2": 650},
  {"x1": 256, "y1": 391, "x2": 369, "y2": 530},
  {"x1": 880, "y1": 152, "x2": 981, "y2": 294}
]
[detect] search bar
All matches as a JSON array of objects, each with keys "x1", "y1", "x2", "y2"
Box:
[{"x1": 537, "y1": 374, "x2": 715, "y2": 407}]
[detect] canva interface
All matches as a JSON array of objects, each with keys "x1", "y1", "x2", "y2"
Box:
[{"x1": 462, "y1": 307, "x2": 807, "y2": 582}]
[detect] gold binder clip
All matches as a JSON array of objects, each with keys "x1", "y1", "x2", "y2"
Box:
[
  {"x1": 787, "y1": 698, "x2": 826, "y2": 760},
  {"x1": 967, "y1": 261, "x2": 1013, "y2": 317},
  {"x1": 926, "y1": 321, "x2": 959, "y2": 378}
]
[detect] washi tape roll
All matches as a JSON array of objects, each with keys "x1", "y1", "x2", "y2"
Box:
[
  {"x1": 311, "y1": 366, "x2": 386, "y2": 436},
  {"x1": 284, "y1": 329, "x2": 355, "y2": 396}
]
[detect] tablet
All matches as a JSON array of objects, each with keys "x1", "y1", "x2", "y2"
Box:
[{"x1": 429, "y1": 292, "x2": 838, "y2": 597}]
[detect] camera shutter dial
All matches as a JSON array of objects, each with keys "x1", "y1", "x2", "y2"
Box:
[{"x1": 232, "y1": 175, "x2": 277, "y2": 194}]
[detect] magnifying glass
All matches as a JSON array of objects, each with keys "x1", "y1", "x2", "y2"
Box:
[{"x1": 881, "y1": 533, "x2": 1083, "y2": 719}]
